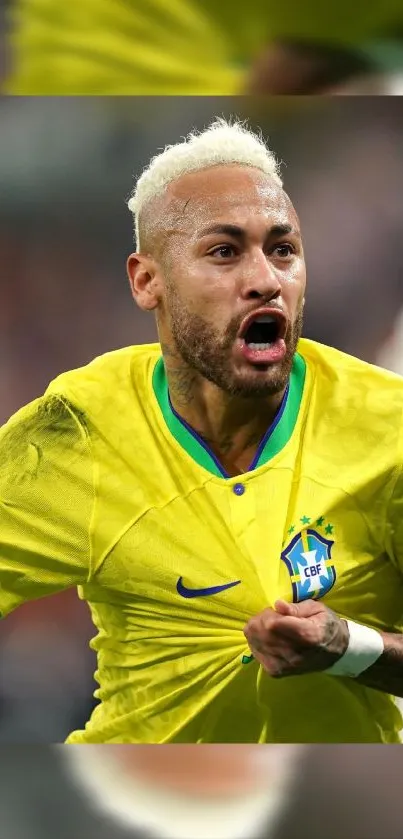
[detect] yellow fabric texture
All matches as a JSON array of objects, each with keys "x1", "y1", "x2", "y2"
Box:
[
  {"x1": 7, "y1": 0, "x2": 403, "y2": 95},
  {"x1": 0, "y1": 338, "x2": 403, "y2": 742},
  {"x1": 6, "y1": 0, "x2": 249, "y2": 94}
]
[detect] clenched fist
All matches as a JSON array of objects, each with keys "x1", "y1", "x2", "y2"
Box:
[{"x1": 244, "y1": 599, "x2": 350, "y2": 677}]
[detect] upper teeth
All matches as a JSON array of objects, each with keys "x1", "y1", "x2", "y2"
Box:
[{"x1": 254, "y1": 315, "x2": 276, "y2": 323}]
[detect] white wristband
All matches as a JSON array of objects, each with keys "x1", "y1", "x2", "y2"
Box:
[{"x1": 326, "y1": 620, "x2": 384, "y2": 677}]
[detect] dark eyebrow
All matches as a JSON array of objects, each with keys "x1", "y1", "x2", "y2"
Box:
[{"x1": 198, "y1": 223, "x2": 298, "y2": 241}]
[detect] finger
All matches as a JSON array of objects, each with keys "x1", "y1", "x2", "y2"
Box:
[
  {"x1": 274, "y1": 599, "x2": 295, "y2": 616},
  {"x1": 244, "y1": 610, "x2": 278, "y2": 635},
  {"x1": 270, "y1": 617, "x2": 321, "y2": 648},
  {"x1": 275, "y1": 598, "x2": 323, "y2": 618},
  {"x1": 250, "y1": 646, "x2": 290, "y2": 676},
  {"x1": 246, "y1": 627, "x2": 301, "y2": 659},
  {"x1": 250, "y1": 644, "x2": 306, "y2": 677},
  {"x1": 244, "y1": 616, "x2": 303, "y2": 648}
]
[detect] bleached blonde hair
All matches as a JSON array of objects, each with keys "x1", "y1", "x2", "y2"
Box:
[{"x1": 127, "y1": 117, "x2": 283, "y2": 251}]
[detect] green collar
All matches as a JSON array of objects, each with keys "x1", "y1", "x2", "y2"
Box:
[{"x1": 153, "y1": 353, "x2": 306, "y2": 478}]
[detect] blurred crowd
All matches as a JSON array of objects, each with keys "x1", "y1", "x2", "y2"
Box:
[
  {"x1": 2, "y1": 0, "x2": 403, "y2": 95},
  {"x1": 0, "y1": 95, "x2": 403, "y2": 742}
]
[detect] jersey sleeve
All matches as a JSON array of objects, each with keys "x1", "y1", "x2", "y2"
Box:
[
  {"x1": 386, "y1": 461, "x2": 403, "y2": 577},
  {"x1": 0, "y1": 394, "x2": 95, "y2": 618},
  {"x1": 264, "y1": 0, "x2": 403, "y2": 46}
]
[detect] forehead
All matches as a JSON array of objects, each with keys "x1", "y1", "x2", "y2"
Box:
[{"x1": 162, "y1": 164, "x2": 297, "y2": 235}]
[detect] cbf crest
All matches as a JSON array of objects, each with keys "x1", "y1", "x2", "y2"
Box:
[{"x1": 281, "y1": 517, "x2": 336, "y2": 603}]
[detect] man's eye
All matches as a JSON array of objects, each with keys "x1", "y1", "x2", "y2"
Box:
[
  {"x1": 209, "y1": 245, "x2": 236, "y2": 258},
  {"x1": 273, "y1": 244, "x2": 294, "y2": 258}
]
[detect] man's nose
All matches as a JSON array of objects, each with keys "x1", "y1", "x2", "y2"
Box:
[{"x1": 240, "y1": 251, "x2": 282, "y2": 300}]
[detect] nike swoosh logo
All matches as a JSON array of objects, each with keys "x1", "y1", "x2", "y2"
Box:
[{"x1": 176, "y1": 576, "x2": 241, "y2": 599}]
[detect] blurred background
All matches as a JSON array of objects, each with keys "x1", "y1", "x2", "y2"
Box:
[
  {"x1": 0, "y1": 744, "x2": 403, "y2": 839},
  {"x1": 0, "y1": 95, "x2": 403, "y2": 742},
  {"x1": 1, "y1": 744, "x2": 403, "y2": 838},
  {"x1": 2, "y1": 0, "x2": 403, "y2": 95}
]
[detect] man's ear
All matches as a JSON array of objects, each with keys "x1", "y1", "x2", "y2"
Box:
[{"x1": 127, "y1": 253, "x2": 161, "y2": 312}]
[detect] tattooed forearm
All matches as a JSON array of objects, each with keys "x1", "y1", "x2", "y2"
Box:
[{"x1": 356, "y1": 633, "x2": 403, "y2": 697}]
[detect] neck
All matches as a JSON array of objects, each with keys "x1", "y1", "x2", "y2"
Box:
[{"x1": 161, "y1": 344, "x2": 285, "y2": 474}]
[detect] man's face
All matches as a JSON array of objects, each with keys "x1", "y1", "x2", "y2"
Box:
[{"x1": 138, "y1": 164, "x2": 306, "y2": 398}]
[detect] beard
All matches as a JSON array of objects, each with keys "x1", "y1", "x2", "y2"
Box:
[{"x1": 163, "y1": 284, "x2": 304, "y2": 399}]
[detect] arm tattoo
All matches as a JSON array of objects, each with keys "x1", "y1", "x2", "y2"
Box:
[{"x1": 356, "y1": 633, "x2": 403, "y2": 697}]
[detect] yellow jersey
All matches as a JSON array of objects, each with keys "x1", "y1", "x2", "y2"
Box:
[
  {"x1": 1, "y1": 338, "x2": 403, "y2": 743},
  {"x1": 5, "y1": 0, "x2": 403, "y2": 95}
]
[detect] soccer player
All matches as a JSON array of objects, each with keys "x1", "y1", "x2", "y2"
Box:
[
  {"x1": 1, "y1": 119, "x2": 403, "y2": 744},
  {"x1": 4, "y1": 0, "x2": 403, "y2": 95}
]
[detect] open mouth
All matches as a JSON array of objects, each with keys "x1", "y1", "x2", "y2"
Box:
[
  {"x1": 240, "y1": 311, "x2": 286, "y2": 348},
  {"x1": 238, "y1": 309, "x2": 287, "y2": 365}
]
